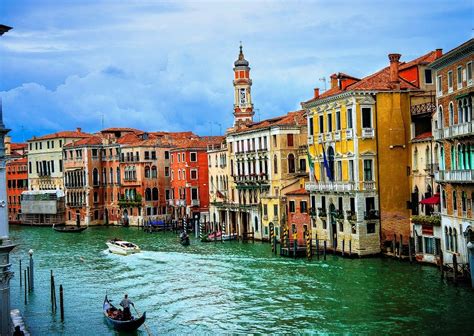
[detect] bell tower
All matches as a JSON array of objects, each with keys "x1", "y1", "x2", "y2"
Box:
[{"x1": 233, "y1": 44, "x2": 254, "y2": 126}]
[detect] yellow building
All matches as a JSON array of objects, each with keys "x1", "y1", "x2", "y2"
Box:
[{"x1": 302, "y1": 53, "x2": 437, "y2": 256}]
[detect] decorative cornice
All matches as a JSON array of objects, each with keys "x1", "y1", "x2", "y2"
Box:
[{"x1": 429, "y1": 39, "x2": 473, "y2": 70}]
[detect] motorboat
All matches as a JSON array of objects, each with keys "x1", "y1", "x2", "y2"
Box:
[
  {"x1": 106, "y1": 239, "x2": 141, "y2": 255},
  {"x1": 103, "y1": 295, "x2": 146, "y2": 331},
  {"x1": 222, "y1": 233, "x2": 238, "y2": 241},
  {"x1": 53, "y1": 224, "x2": 87, "y2": 233}
]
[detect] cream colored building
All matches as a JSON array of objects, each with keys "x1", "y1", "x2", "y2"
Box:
[
  {"x1": 208, "y1": 141, "x2": 230, "y2": 230},
  {"x1": 27, "y1": 128, "x2": 91, "y2": 191}
]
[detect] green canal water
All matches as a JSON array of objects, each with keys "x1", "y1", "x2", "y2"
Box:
[{"x1": 8, "y1": 226, "x2": 474, "y2": 335}]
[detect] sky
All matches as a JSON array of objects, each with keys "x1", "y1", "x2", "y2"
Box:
[{"x1": 0, "y1": 0, "x2": 472, "y2": 142}]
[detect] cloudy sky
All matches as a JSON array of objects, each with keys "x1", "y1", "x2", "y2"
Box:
[{"x1": 1, "y1": 0, "x2": 472, "y2": 142}]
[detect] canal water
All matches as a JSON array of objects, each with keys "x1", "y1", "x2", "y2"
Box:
[{"x1": 8, "y1": 226, "x2": 474, "y2": 335}]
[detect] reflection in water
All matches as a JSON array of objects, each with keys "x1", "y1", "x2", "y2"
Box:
[{"x1": 8, "y1": 226, "x2": 474, "y2": 335}]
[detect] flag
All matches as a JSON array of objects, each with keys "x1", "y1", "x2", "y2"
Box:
[
  {"x1": 322, "y1": 143, "x2": 333, "y2": 181},
  {"x1": 307, "y1": 149, "x2": 318, "y2": 183},
  {"x1": 216, "y1": 190, "x2": 225, "y2": 199}
]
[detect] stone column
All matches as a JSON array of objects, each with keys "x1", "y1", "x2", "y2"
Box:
[{"x1": 467, "y1": 241, "x2": 474, "y2": 288}]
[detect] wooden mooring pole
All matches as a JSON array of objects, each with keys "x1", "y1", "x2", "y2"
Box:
[
  {"x1": 342, "y1": 239, "x2": 345, "y2": 257},
  {"x1": 24, "y1": 269, "x2": 27, "y2": 305},
  {"x1": 59, "y1": 285, "x2": 64, "y2": 321},
  {"x1": 408, "y1": 237, "x2": 413, "y2": 263},
  {"x1": 26, "y1": 267, "x2": 30, "y2": 292},
  {"x1": 323, "y1": 241, "x2": 327, "y2": 261},
  {"x1": 19, "y1": 259, "x2": 22, "y2": 287},
  {"x1": 316, "y1": 234, "x2": 320, "y2": 260}
]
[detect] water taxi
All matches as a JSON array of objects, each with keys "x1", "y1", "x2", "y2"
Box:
[{"x1": 106, "y1": 239, "x2": 141, "y2": 255}]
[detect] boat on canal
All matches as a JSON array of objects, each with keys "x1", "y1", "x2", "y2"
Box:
[
  {"x1": 103, "y1": 295, "x2": 146, "y2": 332},
  {"x1": 222, "y1": 233, "x2": 238, "y2": 241},
  {"x1": 106, "y1": 238, "x2": 141, "y2": 255},
  {"x1": 53, "y1": 224, "x2": 88, "y2": 233},
  {"x1": 179, "y1": 232, "x2": 190, "y2": 246}
]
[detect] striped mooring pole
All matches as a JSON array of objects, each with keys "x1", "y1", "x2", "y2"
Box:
[
  {"x1": 270, "y1": 224, "x2": 275, "y2": 252},
  {"x1": 305, "y1": 229, "x2": 312, "y2": 260}
]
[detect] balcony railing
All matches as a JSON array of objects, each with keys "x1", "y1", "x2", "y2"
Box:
[
  {"x1": 411, "y1": 102, "x2": 436, "y2": 116},
  {"x1": 362, "y1": 128, "x2": 375, "y2": 139},
  {"x1": 362, "y1": 181, "x2": 375, "y2": 191},
  {"x1": 334, "y1": 131, "x2": 341, "y2": 141},
  {"x1": 345, "y1": 129, "x2": 353, "y2": 140},
  {"x1": 364, "y1": 210, "x2": 380, "y2": 220},
  {"x1": 435, "y1": 121, "x2": 474, "y2": 140},
  {"x1": 305, "y1": 181, "x2": 355, "y2": 192},
  {"x1": 435, "y1": 170, "x2": 474, "y2": 183},
  {"x1": 191, "y1": 199, "x2": 200, "y2": 207},
  {"x1": 308, "y1": 135, "x2": 314, "y2": 145}
]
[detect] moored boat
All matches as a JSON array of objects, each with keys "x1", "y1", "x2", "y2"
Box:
[
  {"x1": 53, "y1": 224, "x2": 87, "y2": 233},
  {"x1": 208, "y1": 231, "x2": 222, "y2": 240},
  {"x1": 106, "y1": 239, "x2": 141, "y2": 255},
  {"x1": 222, "y1": 233, "x2": 238, "y2": 241},
  {"x1": 103, "y1": 295, "x2": 146, "y2": 331}
]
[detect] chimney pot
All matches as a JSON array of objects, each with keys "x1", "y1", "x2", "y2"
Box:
[
  {"x1": 436, "y1": 48, "x2": 443, "y2": 58},
  {"x1": 330, "y1": 74, "x2": 338, "y2": 89},
  {"x1": 388, "y1": 53, "x2": 401, "y2": 88},
  {"x1": 314, "y1": 88, "x2": 320, "y2": 98}
]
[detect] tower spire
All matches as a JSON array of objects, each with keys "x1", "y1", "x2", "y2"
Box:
[{"x1": 233, "y1": 44, "x2": 254, "y2": 126}]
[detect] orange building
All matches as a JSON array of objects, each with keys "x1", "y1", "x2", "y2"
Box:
[
  {"x1": 170, "y1": 136, "x2": 224, "y2": 225},
  {"x1": 7, "y1": 158, "x2": 28, "y2": 223},
  {"x1": 286, "y1": 188, "x2": 311, "y2": 245}
]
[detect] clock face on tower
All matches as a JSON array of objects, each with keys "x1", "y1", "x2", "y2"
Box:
[{"x1": 239, "y1": 88, "x2": 246, "y2": 106}]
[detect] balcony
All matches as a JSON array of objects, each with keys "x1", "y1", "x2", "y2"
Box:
[
  {"x1": 317, "y1": 134, "x2": 324, "y2": 143},
  {"x1": 308, "y1": 135, "x2": 314, "y2": 145},
  {"x1": 345, "y1": 129, "x2": 353, "y2": 140},
  {"x1": 305, "y1": 181, "x2": 355, "y2": 192},
  {"x1": 364, "y1": 210, "x2": 380, "y2": 220},
  {"x1": 362, "y1": 181, "x2": 375, "y2": 191},
  {"x1": 424, "y1": 163, "x2": 439, "y2": 174},
  {"x1": 191, "y1": 199, "x2": 200, "y2": 207},
  {"x1": 411, "y1": 102, "x2": 436, "y2": 116},
  {"x1": 334, "y1": 131, "x2": 341, "y2": 141},
  {"x1": 325, "y1": 132, "x2": 333, "y2": 141},
  {"x1": 362, "y1": 128, "x2": 375, "y2": 139},
  {"x1": 411, "y1": 214, "x2": 441, "y2": 226},
  {"x1": 435, "y1": 170, "x2": 474, "y2": 183},
  {"x1": 435, "y1": 121, "x2": 474, "y2": 140},
  {"x1": 433, "y1": 129, "x2": 443, "y2": 141}
]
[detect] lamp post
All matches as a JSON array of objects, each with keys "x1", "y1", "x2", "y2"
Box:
[{"x1": 0, "y1": 23, "x2": 16, "y2": 336}]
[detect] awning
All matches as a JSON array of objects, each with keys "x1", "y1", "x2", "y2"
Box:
[{"x1": 420, "y1": 194, "x2": 440, "y2": 205}]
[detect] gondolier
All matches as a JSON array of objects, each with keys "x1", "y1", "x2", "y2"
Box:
[{"x1": 120, "y1": 294, "x2": 134, "y2": 320}]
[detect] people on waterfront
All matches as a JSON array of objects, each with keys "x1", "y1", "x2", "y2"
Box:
[
  {"x1": 13, "y1": 326, "x2": 25, "y2": 336},
  {"x1": 120, "y1": 294, "x2": 134, "y2": 320}
]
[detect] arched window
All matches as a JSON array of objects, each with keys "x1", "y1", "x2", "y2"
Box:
[
  {"x1": 254, "y1": 216, "x2": 259, "y2": 232},
  {"x1": 116, "y1": 167, "x2": 121, "y2": 183},
  {"x1": 425, "y1": 146, "x2": 430, "y2": 168},
  {"x1": 125, "y1": 189, "x2": 130, "y2": 200},
  {"x1": 444, "y1": 227, "x2": 449, "y2": 250},
  {"x1": 451, "y1": 145, "x2": 456, "y2": 170},
  {"x1": 440, "y1": 146, "x2": 445, "y2": 170},
  {"x1": 467, "y1": 96, "x2": 472, "y2": 122},
  {"x1": 93, "y1": 168, "x2": 99, "y2": 186},
  {"x1": 102, "y1": 168, "x2": 107, "y2": 185},
  {"x1": 110, "y1": 168, "x2": 114, "y2": 184},
  {"x1": 273, "y1": 155, "x2": 278, "y2": 174},
  {"x1": 458, "y1": 100, "x2": 463, "y2": 124},
  {"x1": 462, "y1": 191, "x2": 467, "y2": 213},
  {"x1": 449, "y1": 228, "x2": 453, "y2": 251},
  {"x1": 210, "y1": 176, "x2": 214, "y2": 192},
  {"x1": 152, "y1": 188, "x2": 158, "y2": 201},
  {"x1": 413, "y1": 148, "x2": 418, "y2": 171},
  {"x1": 327, "y1": 146, "x2": 335, "y2": 181},
  {"x1": 453, "y1": 190, "x2": 457, "y2": 212},
  {"x1": 145, "y1": 188, "x2": 151, "y2": 201},
  {"x1": 151, "y1": 166, "x2": 157, "y2": 178},
  {"x1": 145, "y1": 166, "x2": 150, "y2": 178},
  {"x1": 458, "y1": 144, "x2": 464, "y2": 170},
  {"x1": 449, "y1": 102, "x2": 454, "y2": 125},
  {"x1": 288, "y1": 154, "x2": 295, "y2": 173},
  {"x1": 453, "y1": 228, "x2": 458, "y2": 252},
  {"x1": 441, "y1": 189, "x2": 446, "y2": 209},
  {"x1": 438, "y1": 105, "x2": 444, "y2": 129}
]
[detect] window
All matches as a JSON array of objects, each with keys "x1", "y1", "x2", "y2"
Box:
[
  {"x1": 28, "y1": 162, "x2": 32, "y2": 174},
  {"x1": 93, "y1": 168, "x2": 99, "y2": 186},
  {"x1": 457, "y1": 66, "x2": 463, "y2": 89},
  {"x1": 151, "y1": 151, "x2": 156, "y2": 160},
  {"x1": 263, "y1": 204, "x2": 268, "y2": 216},
  {"x1": 190, "y1": 169, "x2": 198, "y2": 180},
  {"x1": 363, "y1": 159, "x2": 373, "y2": 181},
  {"x1": 327, "y1": 113, "x2": 332, "y2": 132},
  {"x1": 362, "y1": 107, "x2": 372, "y2": 128},
  {"x1": 346, "y1": 108, "x2": 353, "y2": 129},
  {"x1": 288, "y1": 154, "x2": 295, "y2": 173},
  {"x1": 164, "y1": 151, "x2": 169, "y2": 160},
  {"x1": 289, "y1": 201, "x2": 295, "y2": 213},
  {"x1": 424, "y1": 69, "x2": 433, "y2": 84},
  {"x1": 145, "y1": 166, "x2": 150, "y2": 178},
  {"x1": 299, "y1": 158, "x2": 306, "y2": 172},
  {"x1": 367, "y1": 223, "x2": 376, "y2": 234},
  {"x1": 273, "y1": 155, "x2": 278, "y2": 174},
  {"x1": 437, "y1": 75, "x2": 442, "y2": 95},
  {"x1": 93, "y1": 192, "x2": 98, "y2": 203},
  {"x1": 349, "y1": 160, "x2": 354, "y2": 181},
  {"x1": 191, "y1": 188, "x2": 198, "y2": 200},
  {"x1": 467, "y1": 62, "x2": 473, "y2": 84},
  {"x1": 164, "y1": 167, "x2": 170, "y2": 177},
  {"x1": 424, "y1": 237, "x2": 434, "y2": 254},
  {"x1": 300, "y1": 201, "x2": 307, "y2": 213},
  {"x1": 319, "y1": 115, "x2": 324, "y2": 133},
  {"x1": 287, "y1": 134, "x2": 294, "y2": 147},
  {"x1": 453, "y1": 190, "x2": 457, "y2": 212},
  {"x1": 336, "y1": 161, "x2": 342, "y2": 181},
  {"x1": 462, "y1": 191, "x2": 467, "y2": 213},
  {"x1": 190, "y1": 152, "x2": 197, "y2": 162},
  {"x1": 152, "y1": 188, "x2": 158, "y2": 201},
  {"x1": 151, "y1": 166, "x2": 157, "y2": 178},
  {"x1": 144, "y1": 151, "x2": 150, "y2": 160},
  {"x1": 308, "y1": 117, "x2": 314, "y2": 136},
  {"x1": 273, "y1": 204, "x2": 278, "y2": 217},
  {"x1": 447, "y1": 71, "x2": 453, "y2": 91},
  {"x1": 272, "y1": 135, "x2": 277, "y2": 147},
  {"x1": 335, "y1": 110, "x2": 341, "y2": 130},
  {"x1": 442, "y1": 189, "x2": 446, "y2": 209}
]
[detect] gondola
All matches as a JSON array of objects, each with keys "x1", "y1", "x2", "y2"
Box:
[
  {"x1": 53, "y1": 224, "x2": 88, "y2": 233},
  {"x1": 179, "y1": 232, "x2": 190, "y2": 246},
  {"x1": 103, "y1": 295, "x2": 146, "y2": 332}
]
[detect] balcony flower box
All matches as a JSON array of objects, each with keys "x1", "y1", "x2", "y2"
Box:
[{"x1": 412, "y1": 215, "x2": 441, "y2": 226}]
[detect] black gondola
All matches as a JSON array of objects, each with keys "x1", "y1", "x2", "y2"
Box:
[
  {"x1": 103, "y1": 295, "x2": 146, "y2": 331},
  {"x1": 53, "y1": 224, "x2": 88, "y2": 233},
  {"x1": 179, "y1": 232, "x2": 190, "y2": 246}
]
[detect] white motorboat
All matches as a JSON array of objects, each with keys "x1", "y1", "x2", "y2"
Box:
[
  {"x1": 221, "y1": 233, "x2": 238, "y2": 241},
  {"x1": 106, "y1": 239, "x2": 141, "y2": 255}
]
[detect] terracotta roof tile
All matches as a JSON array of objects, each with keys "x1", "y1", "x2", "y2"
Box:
[
  {"x1": 30, "y1": 130, "x2": 92, "y2": 141},
  {"x1": 8, "y1": 157, "x2": 27, "y2": 164},
  {"x1": 233, "y1": 110, "x2": 306, "y2": 134},
  {"x1": 64, "y1": 136, "x2": 104, "y2": 148},
  {"x1": 287, "y1": 187, "x2": 309, "y2": 195},
  {"x1": 10, "y1": 143, "x2": 27, "y2": 150},
  {"x1": 100, "y1": 127, "x2": 142, "y2": 133},
  {"x1": 399, "y1": 50, "x2": 441, "y2": 70},
  {"x1": 347, "y1": 66, "x2": 418, "y2": 91},
  {"x1": 413, "y1": 131, "x2": 432, "y2": 141}
]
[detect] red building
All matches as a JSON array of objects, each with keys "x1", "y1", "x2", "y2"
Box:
[
  {"x1": 286, "y1": 188, "x2": 310, "y2": 245},
  {"x1": 170, "y1": 136, "x2": 223, "y2": 223},
  {"x1": 7, "y1": 158, "x2": 28, "y2": 223}
]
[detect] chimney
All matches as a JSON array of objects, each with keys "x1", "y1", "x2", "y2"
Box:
[
  {"x1": 76, "y1": 127, "x2": 82, "y2": 133},
  {"x1": 330, "y1": 74, "x2": 338, "y2": 89},
  {"x1": 313, "y1": 88, "x2": 320, "y2": 99},
  {"x1": 436, "y1": 48, "x2": 443, "y2": 58},
  {"x1": 388, "y1": 53, "x2": 401, "y2": 89}
]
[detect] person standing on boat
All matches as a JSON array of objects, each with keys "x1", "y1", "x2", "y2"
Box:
[{"x1": 120, "y1": 294, "x2": 134, "y2": 320}]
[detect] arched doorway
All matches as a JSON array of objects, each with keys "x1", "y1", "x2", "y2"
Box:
[
  {"x1": 75, "y1": 210, "x2": 80, "y2": 227},
  {"x1": 122, "y1": 209, "x2": 129, "y2": 227},
  {"x1": 329, "y1": 203, "x2": 337, "y2": 250},
  {"x1": 105, "y1": 209, "x2": 109, "y2": 226}
]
